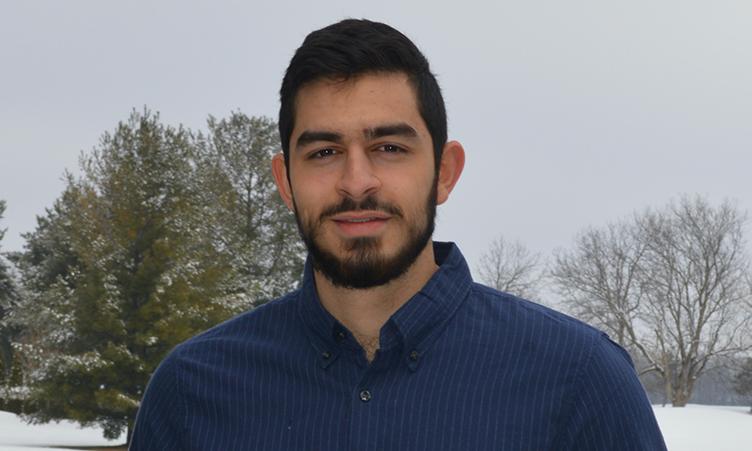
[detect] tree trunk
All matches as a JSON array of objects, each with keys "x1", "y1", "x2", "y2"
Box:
[
  {"x1": 663, "y1": 372, "x2": 673, "y2": 407},
  {"x1": 671, "y1": 388, "x2": 690, "y2": 407}
]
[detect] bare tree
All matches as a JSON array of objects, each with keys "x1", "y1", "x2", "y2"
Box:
[
  {"x1": 552, "y1": 196, "x2": 752, "y2": 407},
  {"x1": 551, "y1": 221, "x2": 646, "y2": 346},
  {"x1": 636, "y1": 196, "x2": 751, "y2": 406},
  {"x1": 478, "y1": 236, "x2": 544, "y2": 301}
]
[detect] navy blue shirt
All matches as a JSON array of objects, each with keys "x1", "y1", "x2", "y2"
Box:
[{"x1": 131, "y1": 242, "x2": 666, "y2": 450}]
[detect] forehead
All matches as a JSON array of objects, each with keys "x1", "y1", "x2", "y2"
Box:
[{"x1": 291, "y1": 72, "x2": 428, "y2": 141}]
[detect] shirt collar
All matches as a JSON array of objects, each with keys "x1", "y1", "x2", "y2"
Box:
[{"x1": 296, "y1": 241, "x2": 473, "y2": 368}]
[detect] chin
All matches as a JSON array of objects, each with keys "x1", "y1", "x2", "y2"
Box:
[{"x1": 309, "y1": 232, "x2": 431, "y2": 289}]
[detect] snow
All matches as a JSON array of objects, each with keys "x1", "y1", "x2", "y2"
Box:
[
  {"x1": 0, "y1": 410, "x2": 125, "y2": 450},
  {"x1": 0, "y1": 404, "x2": 749, "y2": 450},
  {"x1": 653, "y1": 404, "x2": 751, "y2": 451}
]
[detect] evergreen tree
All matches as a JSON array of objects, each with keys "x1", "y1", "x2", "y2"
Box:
[
  {"x1": 13, "y1": 177, "x2": 83, "y2": 372},
  {"x1": 17, "y1": 111, "x2": 234, "y2": 442},
  {"x1": 15, "y1": 110, "x2": 304, "y2": 443},
  {"x1": 195, "y1": 113, "x2": 304, "y2": 307},
  {"x1": 0, "y1": 200, "x2": 19, "y2": 384},
  {"x1": 9, "y1": 181, "x2": 86, "y2": 412}
]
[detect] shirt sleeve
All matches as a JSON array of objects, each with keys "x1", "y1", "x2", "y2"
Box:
[
  {"x1": 555, "y1": 333, "x2": 667, "y2": 450},
  {"x1": 129, "y1": 353, "x2": 185, "y2": 450}
]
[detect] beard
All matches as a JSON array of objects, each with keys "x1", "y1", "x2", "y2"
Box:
[{"x1": 293, "y1": 182, "x2": 437, "y2": 289}]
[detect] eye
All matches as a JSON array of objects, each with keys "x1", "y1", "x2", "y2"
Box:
[
  {"x1": 378, "y1": 144, "x2": 406, "y2": 154},
  {"x1": 309, "y1": 148, "x2": 338, "y2": 159}
]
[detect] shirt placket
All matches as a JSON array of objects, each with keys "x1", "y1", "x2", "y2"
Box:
[{"x1": 347, "y1": 347, "x2": 394, "y2": 451}]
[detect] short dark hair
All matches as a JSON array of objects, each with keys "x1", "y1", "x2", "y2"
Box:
[{"x1": 278, "y1": 19, "x2": 447, "y2": 173}]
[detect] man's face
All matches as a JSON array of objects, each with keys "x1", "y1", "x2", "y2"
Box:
[{"x1": 281, "y1": 73, "x2": 439, "y2": 289}]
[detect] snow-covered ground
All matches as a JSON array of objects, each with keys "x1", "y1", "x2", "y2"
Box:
[
  {"x1": 0, "y1": 410, "x2": 125, "y2": 450},
  {"x1": 0, "y1": 404, "x2": 749, "y2": 450},
  {"x1": 653, "y1": 404, "x2": 750, "y2": 451}
]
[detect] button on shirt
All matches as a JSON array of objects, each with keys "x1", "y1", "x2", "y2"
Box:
[{"x1": 131, "y1": 242, "x2": 666, "y2": 450}]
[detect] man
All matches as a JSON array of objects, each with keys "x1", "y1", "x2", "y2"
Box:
[{"x1": 131, "y1": 19, "x2": 666, "y2": 450}]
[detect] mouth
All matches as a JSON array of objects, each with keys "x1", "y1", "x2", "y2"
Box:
[
  {"x1": 331, "y1": 210, "x2": 391, "y2": 221},
  {"x1": 330, "y1": 211, "x2": 391, "y2": 236}
]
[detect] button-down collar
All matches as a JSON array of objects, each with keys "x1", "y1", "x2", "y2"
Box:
[{"x1": 296, "y1": 241, "x2": 473, "y2": 369}]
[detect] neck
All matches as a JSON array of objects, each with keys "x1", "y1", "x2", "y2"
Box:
[{"x1": 314, "y1": 241, "x2": 439, "y2": 360}]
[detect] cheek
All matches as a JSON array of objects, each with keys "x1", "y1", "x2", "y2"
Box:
[
  {"x1": 290, "y1": 168, "x2": 319, "y2": 197},
  {"x1": 291, "y1": 166, "x2": 337, "y2": 195},
  {"x1": 385, "y1": 166, "x2": 434, "y2": 197},
  {"x1": 291, "y1": 178, "x2": 332, "y2": 219},
  {"x1": 383, "y1": 180, "x2": 433, "y2": 222}
]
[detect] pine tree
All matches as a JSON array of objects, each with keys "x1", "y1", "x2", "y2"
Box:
[
  {"x1": 195, "y1": 112, "x2": 304, "y2": 307},
  {"x1": 0, "y1": 200, "x2": 19, "y2": 385},
  {"x1": 17, "y1": 111, "x2": 234, "y2": 441},
  {"x1": 14, "y1": 111, "x2": 303, "y2": 438},
  {"x1": 15, "y1": 110, "x2": 304, "y2": 443},
  {"x1": 13, "y1": 177, "x2": 83, "y2": 380}
]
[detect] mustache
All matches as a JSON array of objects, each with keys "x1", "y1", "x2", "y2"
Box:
[{"x1": 319, "y1": 196, "x2": 403, "y2": 221}]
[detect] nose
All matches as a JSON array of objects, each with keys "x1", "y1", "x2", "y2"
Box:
[{"x1": 335, "y1": 148, "x2": 381, "y2": 200}]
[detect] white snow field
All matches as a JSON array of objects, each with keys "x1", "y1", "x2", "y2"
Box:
[
  {"x1": 652, "y1": 404, "x2": 751, "y2": 451},
  {"x1": 0, "y1": 410, "x2": 125, "y2": 450},
  {"x1": 0, "y1": 404, "x2": 750, "y2": 450}
]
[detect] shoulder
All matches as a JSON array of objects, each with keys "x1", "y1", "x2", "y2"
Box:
[
  {"x1": 464, "y1": 285, "x2": 668, "y2": 449},
  {"x1": 470, "y1": 282, "x2": 593, "y2": 328},
  {"x1": 137, "y1": 290, "x2": 302, "y2": 409},
  {"x1": 143, "y1": 290, "x2": 303, "y2": 385},
  {"x1": 132, "y1": 293, "x2": 301, "y2": 451},
  {"x1": 174, "y1": 290, "x2": 299, "y2": 354},
  {"x1": 554, "y1": 333, "x2": 666, "y2": 449},
  {"x1": 465, "y1": 283, "x2": 610, "y2": 361},
  {"x1": 463, "y1": 284, "x2": 642, "y2": 403},
  {"x1": 147, "y1": 288, "x2": 299, "y2": 373},
  {"x1": 463, "y1": 285, "x2": 664, "y2": 449}
]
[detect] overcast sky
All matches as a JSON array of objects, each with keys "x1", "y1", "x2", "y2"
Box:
[{"x1": 1, "y1": 0, "x2": 750, "y2": 282}]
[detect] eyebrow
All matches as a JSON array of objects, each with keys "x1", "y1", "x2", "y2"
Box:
[
  {"x1": 295, "y1": 130, "x2": 344, "y2": 149},
  {"x1": 364, "y1": 123, "x2": 418, "y2": 140},
  {"x1": 294, "y1": 122, "x2": 419, "y2": 151}
]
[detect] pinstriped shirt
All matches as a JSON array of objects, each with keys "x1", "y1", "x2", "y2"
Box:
[{"x1": 131, "y1": 242, "x2": 666, "y2": 450}]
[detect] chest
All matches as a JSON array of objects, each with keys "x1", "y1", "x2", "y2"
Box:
[{"x1": 179, "y1": 346, "x2": 566, "y2": 451}]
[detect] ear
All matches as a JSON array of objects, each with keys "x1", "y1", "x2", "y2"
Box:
[
  {"x1": 436, "y1": 140, "x2": 465, "y2": 205},
  {"x1": 271, "y1": 153, "x2": 294, "y2": 211}
]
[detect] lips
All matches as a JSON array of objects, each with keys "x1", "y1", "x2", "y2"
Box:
[
  {"x1": 337, "y1": 217, "x2": 386, "y2": 223},
  {"x1": 331, "y1": 211, "x2": 391, "y2": 222},
  {"x1": 330, "y1": 211, "x2": 391, "y2": 236}
]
